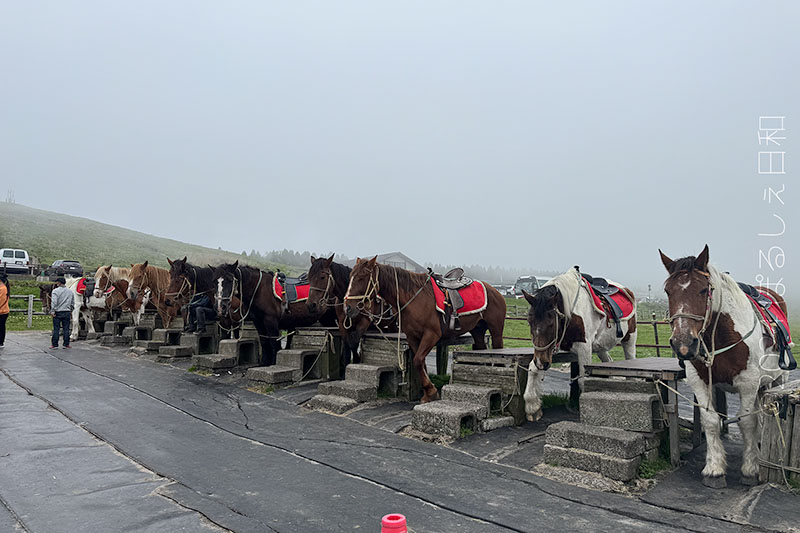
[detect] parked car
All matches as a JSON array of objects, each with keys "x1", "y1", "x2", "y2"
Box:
[
  {"x1": 513, "y1": 275, "x2": 540, "y2": 297},
  {"x1": 46, "y1": 260, "x2": 84, "y2": 277},
  {"x1": 0, "y1": 248, "x2": 32, "y2": 274}
]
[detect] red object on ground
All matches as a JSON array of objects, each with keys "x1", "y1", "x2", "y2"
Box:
[{"x1": 381, "y1": 513, "x2": 407, "y2": 533}]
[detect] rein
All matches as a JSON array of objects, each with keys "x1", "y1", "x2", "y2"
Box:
[
  {"x1": 532, "y1": 272, "x2": 583, "y2": 356},
  {"x1": 309, "y1": 269, "x2": 338, "y2": 307}
]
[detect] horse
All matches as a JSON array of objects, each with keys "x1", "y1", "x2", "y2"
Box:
[
  {"x1": 213, "y1": 261, "x2": 336, "y2": 366},
  {"x1": 522, "y1": 267, "x2": 637, "y2": 422},
  {"x1": 128, "y1": 261, "x2": 179, "y2": 328},
  {"x1": 306, "y1": 255, "x2": 397, "y2": 379},
  {"x1": 660, "y1": 245, "x2": 790, "y2": 488},
  {"x1": 343, "y1": 256, "x2": 506, "y2": 403},
  {"x1": 93, "y1": 265, "x2": 131, "y2": 299}
]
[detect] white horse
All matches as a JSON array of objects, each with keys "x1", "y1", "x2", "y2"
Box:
[
  {"x1": 522, "y1": 267, "x2": 637, "y2": 421},
  {"x1": 63, "y1": 277, "x2": 107, "y2": 341},
  {"x1": 660, "y1": 245, "x2": 789, "y2": 487}
]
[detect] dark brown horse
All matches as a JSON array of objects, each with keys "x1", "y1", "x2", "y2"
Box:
[
  {"x1": 213, "y1": 262, "x2": 336, "y2": 366},
  {"x1": 306, "y1": 255, "x2": 396, "y2": 378},
  {"x1": 343, "y1": 257, "x2": 506, "y2": 403}
]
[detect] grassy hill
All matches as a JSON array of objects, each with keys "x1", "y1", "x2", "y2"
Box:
[{"x1": 0, "y1": 202, "x2": 298, "y2": 275}]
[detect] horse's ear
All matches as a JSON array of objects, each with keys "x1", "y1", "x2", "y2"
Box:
[
  {"x1": 659, "y1": 249, "x2": 675, "y2": 272},
  {"x1": 310, "y1": 255, "x2": 316, "y2": 264},
  {"x1": 522, "y1": 289, "x2": 537, "y2": 306},
  {"x1": 367, "y1": 256, "x2": 378, "y2": 268},
  {"x1": 130, "y1": 264, "x2": 135, "y2": 268},
  {"x1": 182, "y1": 256, "x2": 187, "y2": 263},
  {"x1": 325, "y1": 254, "x2": 334, "y2": 266},
  {"x1": 233, "y1": 260, "x2": 238, "y2": 269},
  {"x1": 142, "y1": 260, "x2": 148, "y2": 268},
  {"x1": 695, "y1": 244, "x2": 709, "y2": 272},
  {"x1": 167, "y1": 258, "x2": 173, "y2": 266}
]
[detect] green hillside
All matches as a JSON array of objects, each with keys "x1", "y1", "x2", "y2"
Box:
[{"x1": 0, "y1": 202, "x2": 298, "y2": 275}]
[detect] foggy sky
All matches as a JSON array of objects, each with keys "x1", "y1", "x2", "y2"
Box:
[{"x1": 1, "y1": 2, "x2": 797, "y2": 295}]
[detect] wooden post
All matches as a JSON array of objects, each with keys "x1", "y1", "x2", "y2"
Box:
[
  {"x1": 569, "y1": 360, "x2": 580, "y2": 406},
  {"x1": 436, "y1": 345, "x2": 448, "y2": 377},
  {"x1": 27, "y1": 294, "x2": 34, "y2": 328},
  {"x1": 652, "y1": 312, "x2": 660, "y2": 357},
  {"x1": 667, "y1": 384, "x2": 681, "y2": 466}
]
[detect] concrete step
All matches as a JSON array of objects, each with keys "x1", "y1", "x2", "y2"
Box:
[
  {"x1": 441, "y1": 384, "x2": 502, "y2": 419},
  {"x1": 180, "y1": 332, "x2": 217, "y2": 356},
  {"x1": 86, "y1": 332, "x2": 106, "y2": 340},
  {"x1": 582, "y1": 376, "x2": 658, "y2": 395},
  {"x1": 411, "y1": 400, "x2": 483, "y2": 438},
  {"x1": 246, "y1": 365, "x2": 301, "y2": 386},
  {"x1": 193, "y1": 354, "x2": 237, "y2": 371},
  {"x1": 132, "y1": 326, "x2": 154, "y2": 341},
  {"x1": 306, "y1": 394, "x2": 359, "y2": 415},
  {"x1": 580, "y1": 391, "x2": 662, "y2": 433},
  {"x1": 317, "y1": 381, "x2": 376, "y2": 402},
  {"x1": 134, "y1": 340, "x2": 165, "y2": 352},
  {"x1": 480, "y1": 416, "x2": 516, "y2": 432},
  {"x1": 345, "y1": 364, "x2": 398, "y2": 395},
  {"x1": 546, "y1": 421, "x2": 649, "y2": 459},
  {"x1": 122, "y1": 327, "x2": 137, "y2": 338},
  {"x1": 157, "y1": 345, "x2": 193, "y2": 360},
  {"x1": 543, "y1": 444, "x2": 641, "y2": 481},
  {"x1": 101, "y1": 335, "x2": 132, "y2": 346},
  {"x1": 276, "y1": 348, "x2": 317, "y2": 368},
  {"x1": 103, "y1": 321, "x2": 128, "y2": 336}
]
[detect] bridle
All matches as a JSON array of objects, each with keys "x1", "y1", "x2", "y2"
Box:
[
  {"x1": 217, "y1": 267, "x2": 263, "y2": 322},
  {"x1": 531, "y1": 273, "x2": 583, "y2": 357},
  {"x1": 309, "y1": 268, "x2": 337, "y2": 307},
  {"x1": 343, "y1": 265, "x2": 430, "y2": 327}
]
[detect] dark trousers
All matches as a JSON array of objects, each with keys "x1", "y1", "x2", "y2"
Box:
[
  {"x1": 52, "y1": 311, "x2": 71, "y2": 347},
  {"x1": 0, "y1": 313, "x2": 7, "y2": 345},
  {"x1": 188, "y1": 307, "x2": 216, "y2": 331}
]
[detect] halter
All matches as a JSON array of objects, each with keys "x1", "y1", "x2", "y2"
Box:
[
  {"x1": 309, "y1": 269, "x2": 336, "y2": 307},
  {"x1": 218, "y1": 267, "x2": 263, "y2": 323},
  {"x1": 343, "y1": 267, "x2": 380, "y2": 312},
  {"x1": 531, "y1": 272, "x2": 583, "y2": 356},
  {"x1": 343, "y1": 265, "x2": 431, "y2": 327}
]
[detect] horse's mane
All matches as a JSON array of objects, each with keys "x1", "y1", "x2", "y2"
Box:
[
  {"x1": 546, "y1": 268, "x2": 582, "y2": 318},
  {"x1": 375, "y1": 264, "x2": 433, "y2": 302},
  {"x1": 95, "y1": 266, "x2": 130, "y2": 280},
  {"x1": 665, "y1": 256, "x2": 751, "y2": 313},
  {"x1": 529, "y1": 284, "x2": 561, "y2": 320},
  {"x1": 181, "y1": 261, "x2": 216, "y2": 292}
]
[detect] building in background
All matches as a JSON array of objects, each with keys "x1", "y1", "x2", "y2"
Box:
[{"x1": 342, "y1": 251, "x2": 426, "y2": 273}]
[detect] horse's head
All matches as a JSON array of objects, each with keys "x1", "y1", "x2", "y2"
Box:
[
  {"x1": 39, "y1": 284, "x2": 54, "y2": 314},
  {"x1": 212, "y1": 261, "x2": 238, "y2": 316},
  {"x1": 344, "y1": 256, "x2": 378, "y2": 320},
  {"x1": 307, "y1": 254, "x2": 335, "y2": 314},
  {"x1": 128, "y1": 261, "x2": 149, "y2": 300},
  {"x1": 660, "y1": 245, "x2": 712, "y2": 362},
  {"x1": 523, "y1": 285, "x2": 564, "y2": 371},
  {"x1": 165, "y1": 256, "x2": 190, "y2": 306},
  {"x1": 94, "y1": 265, "x2": 111, "y2": 298}
]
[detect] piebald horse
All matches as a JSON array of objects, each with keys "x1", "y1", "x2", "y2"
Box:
[
  {"x1": 128, "y1": 261, "x2": 179, "y2": 328},
  {"x1": 522, "y1": 268, "x2": 637, "y2": 422},
  {"x1": 660, "y1": 245, "x2": 789, "y2": 488},
  {"x1": 93, "y1": 265, "x2": 131, "y2": 299},
  {"x1": 40, "y1": 278, "x2": 109, "y2": 341},
  {"x1": 343, "y1": 257, "x2": 506, "y2": 403}
]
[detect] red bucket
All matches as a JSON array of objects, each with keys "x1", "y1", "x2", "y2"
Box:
[{"x1": 381, "y1": 513, "x2": 407, "y2": 533}]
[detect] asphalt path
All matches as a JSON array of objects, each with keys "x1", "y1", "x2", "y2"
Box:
[{"x1": 0, "y1": 332, "x2": 791, "y2": 532}]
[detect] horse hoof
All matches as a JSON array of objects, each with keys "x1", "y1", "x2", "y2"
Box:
[
  {"x1": 740, "y1": 475, "x2": 760, "y2": 486},
  {"x1": 526, "y1": 409, "x2": 543, "y2": 422},
  {"x1": 702, "y1": 475, "x2": 727, "y2": 489}
]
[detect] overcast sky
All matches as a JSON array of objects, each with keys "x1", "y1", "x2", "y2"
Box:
[{"x1": 1, "y1": 2, "x2": 797, "y2": 294}]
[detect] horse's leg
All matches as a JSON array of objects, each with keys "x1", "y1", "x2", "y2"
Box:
[
  {"x1": 70, "y1": 305, "x2": 80, "y2": 341},
  {"x1": 621, "y1": 317, "x2": 637, "y2": 360},
  {"x1": 470, "y1": 321, "x2": 488, "y2": 350},
  {"x1": 736, "y1": 378, "x2": 761, "y2": 485},
  {"x1": 487, "y1": 316, "x2": 504, "y2": 350},
  {"x1": 523, "y1": 359, "x2": 544, "y2": 422},
  {"x1": 687, "y1": 366, "x2": 727, "y2": 487},
  {"x1": 596, "y1": 349, "x2": 612, "y2": 363},
  {"x1": 412, "y1": 330, "x2": 441, "y2": 403}
]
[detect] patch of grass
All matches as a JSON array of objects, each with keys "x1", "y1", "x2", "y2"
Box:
[
  {"x1": 638, "y1": 457, "x2": 672, "y2": 479},
  {"x1": 429, "y1": 373, "x2": 450, "y2": 393},
  {"x1": 787, "y1": 477, "x2": 800, "y2": 493},
  {"x1": 541, "y1": 393, "x2": 570, "y2": 410},
  {"x1": 459, "y1": 425, "x2": 474, "y2": 438},
  {"x1": 377, "y1": 390, "x2": 393, "y2": 399},
  {"x1": 187, "y1": 366, "x2": 212, "y2": 376},
  {"x1": 247, "y1": 385, "x2": 274, "y2": 395}
]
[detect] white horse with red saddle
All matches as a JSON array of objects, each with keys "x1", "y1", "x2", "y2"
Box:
[{"x1": 522, "y1": 267, "x2": 638, "y2": 422}]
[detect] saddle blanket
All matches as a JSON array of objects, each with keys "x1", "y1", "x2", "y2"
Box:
[
  {"x1": 745, "y1": 289, "x2": 792, "y2": 343},
  {"x1": 584, "y1": 281, "x2": 635, "y2": 320},
  {"x1": 273, "y1": 276, "x2": 310, "y2": 303},
  {"x1": 75, "y1": 277, "x2": 113, "y2": 296},
  {"x1": 431, "y1": 279, "x2": 487, "y2": 316}
]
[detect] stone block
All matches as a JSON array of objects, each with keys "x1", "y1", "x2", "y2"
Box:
[
  {"x1": 442, "y1": 384, "x2": 502, "y2": 419},
  {"x1": 214, "y1": 339, "x2": 257, "y2": 365},
  {"x1": 180, "y1": 332, "x2": 216, "y2": 355},
  {"x1": 317, "y1": 381, "x2": 377, "y2": 402},
  {"x1": 411, "y1": 400, "x2": 482, "y2": 438},
  {"x1": 276, "y1": 349, "x2": 321, "y2": 379},
  {"x1": 193, "y1": 354, "x2": 237, "y2": 371},
  {"x1": 306, "y1": 394, "x2": 359, "y2": 414},
  {"x1": 157, "y1": 345, "x2": 193, "y2": 359},
  {"x1": 101, "y1": 335, "x2": 132, "y2": 346},
  {"x1": 345, "y1": 364, "x2": 398, "y2": 394},
  {"x1": 246, "y1": 365, "x2": 301, "y2": 385},
  {"x1": 122, "y1": 326, "x2": 136, "y2": 338},
  {"x1": 601, "y1": 455, "x2": 641, "y2": 481},
  {"x1": 134, "y1": 340, "x2": 165, "y2": 352},
  {"x1": 580, "y1": 391, "x2": 662, "y2": 432},
  {"x1": 543, "y1": 444, "x2": 601, "y2": 473},
  {"x1": 480, "y1": 416, "x2": 516, "y2": 432},
  {"x1": 86, "y1": 332, "x2": 104, "y2": 340},
  {"x1": 133, "y1": 326, "x2": 153, "y2": 341},
  {"x1": 545, "y1": 421, "x2": 646, "y2": 459},
  {"x1": 582, "y1": 377, "x2": 658, "y2": 395}
]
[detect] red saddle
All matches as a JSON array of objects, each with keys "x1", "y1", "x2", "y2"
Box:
[
  {"x1": 584, "y1": 282, "x2": 635, "y2": 320},
  {"x1": 431, "y1": 279, "x2": 488, "y2": 315},
  {"x1": 273, "y1": 276, "x2": 310, "y2": 303}
]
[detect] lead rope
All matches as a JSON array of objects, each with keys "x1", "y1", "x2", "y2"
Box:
[{"x1": 395, "y1": 268, "x2": 405, "y2": 383}]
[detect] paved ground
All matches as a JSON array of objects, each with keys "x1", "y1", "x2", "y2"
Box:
[{"x1": 0, "y1": 332, "x2": 797, "y2": 533}]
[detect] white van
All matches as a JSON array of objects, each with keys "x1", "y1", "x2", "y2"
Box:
[{"x1": 0, "y1": 248, "x2": 31, "y2": 274}]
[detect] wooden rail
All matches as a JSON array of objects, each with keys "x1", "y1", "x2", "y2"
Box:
[{"x1": 8, "y1": 295, "x2": 47, "y2": 328}]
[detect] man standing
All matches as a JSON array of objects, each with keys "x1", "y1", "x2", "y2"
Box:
[{"x1": 50, "y1": 277, "x2": 74, "y2": 349}]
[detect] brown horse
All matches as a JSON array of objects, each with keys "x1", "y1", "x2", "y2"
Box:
[
  {"x1": 343, "y1": 257, "x2": 506, "y2": 403},
  {"x1": 93, "y1": 265, "x2": 130, "y2": 299},
  {"x1": 213, "y1": 262, "x2": 337, "y2": 366},
  {"x1": 128, "y1": 261, "x2": 179, "y2": 327},
  {"x1": 306, "y1": 255, "x2": 397, "y2": 379}
]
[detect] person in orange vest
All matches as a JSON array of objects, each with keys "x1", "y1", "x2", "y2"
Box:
[{"x1": 0, "y1": 273, "x2": 9, "y2": 348}]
